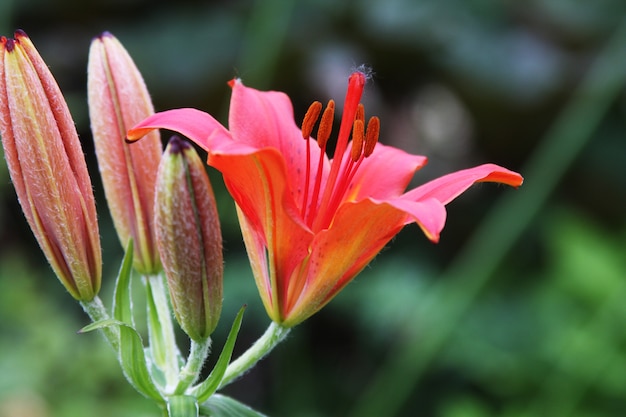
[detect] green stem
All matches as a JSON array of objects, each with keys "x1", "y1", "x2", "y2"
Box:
[
  {"x1": 174, "y1": 337, "x2": 212, "y2": 395},
  {"x1": 219, "y1": 322, "x2": 290, "y2": 388},
  {"x1": 144, "y1": 273, "x2": 181, "y2": 391},
  {"x1": 167, "y1": 395, "x2": 199, "y2": 417},
  {"x1": 350, "y1": 15, "x2": 626, "y2": 417},
  {"x1": 80, "y1": 296, "x2": 119, "y2": 352}
]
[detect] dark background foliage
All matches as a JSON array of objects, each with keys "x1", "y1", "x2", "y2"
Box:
[{"x1": 1, "y1": 0, "x2": 625, "y2": 416}]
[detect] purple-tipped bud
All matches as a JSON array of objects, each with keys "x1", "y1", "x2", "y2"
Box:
[
  {"x1": 155, "y1": 136, "x2": 223, "y2": 340},
  {"x1": 0, "y1": 31, "x2": 101, "y2": 301},
  {"x1": 87, "y1": 32, "x2": 162, "y2": 275}
]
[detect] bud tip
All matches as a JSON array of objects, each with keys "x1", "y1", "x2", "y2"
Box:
[
  {"x1": 167, "y1": 135, "x2": 191, "y2": 154},
  {"x1": 4, "y1": 38, "x2": 15, "y2": 52},
  {"x1": 2, "y1": 30, "x2": 28, "y2": 52},
  {"x1": 98, "y1": 31, "x2": 114, "y2": 39}
]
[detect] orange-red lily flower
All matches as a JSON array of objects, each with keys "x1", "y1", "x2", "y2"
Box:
[{"x1": 128, "y1": 71, "x2": 523, "y2": 327}]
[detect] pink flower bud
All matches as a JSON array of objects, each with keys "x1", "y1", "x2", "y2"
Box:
[
  {"x1": 0, "y1": 31, "x2": 101, "y2": 301},
  {"x1": 155, "y1": 136, "x2": 223, "y2": 340},
  {"x1": 87, "y1": 32, "x2": 162, "y2": 274}
]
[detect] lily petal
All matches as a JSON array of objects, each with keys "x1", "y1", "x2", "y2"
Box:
[
  {"x1": 228, "y1": 80, "x2": 329, "y2": 206},
  {"x1": 212, "y1": 148, "x2": 314, "y2": 319},
  {"x1": 282, "y1": 198, "x2": 408, "y2": 325},
  {"x1": 405, "y1": 163, "x2": 523, "y2": 205},
  {"x1": 345, "y1": 142, "x2": 428, "y2": 201},
  {"x1": 127, "y1": 108, "x2": 230, "y2": 152}
]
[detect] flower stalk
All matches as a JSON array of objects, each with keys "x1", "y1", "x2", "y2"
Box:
[
  {"x1": 219, "y1": 322, "x2": 290, "y2": 388},
  {"x1": 80, "y1": 296, "x2": 119, "y2": 352},
  {"x1": 174, "y1": 338, "x2": 212, "y2": 395}
]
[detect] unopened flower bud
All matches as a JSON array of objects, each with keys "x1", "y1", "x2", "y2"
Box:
[
  {"x1": 0, "y1": 31, "x2": 101, "y2": 301},
  {"x1": 88, "y1": 32, "x2": 162, "y2": 275},
  {"x1": 155, "y1": 136, "x2": 223, "y2": 340}
]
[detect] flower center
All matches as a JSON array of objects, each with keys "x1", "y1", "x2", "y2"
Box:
[{"x1": 299, "y1": 71, "x2": 380, "y2": 231}]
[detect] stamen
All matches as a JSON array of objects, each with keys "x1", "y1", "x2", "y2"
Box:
[
  {"x1": 363, "y1": 116, "x2": 380, "y2": 157},
  {"x1": 304, "y1": 100, "x2": 335, "y2": 225},
  {"x1": 313, "y1": 71, "x2": 366, "y2": 232},
  {"x1": 301, "y1": 101, "x2": 322, "y2": 139},
  {"x1": 351, "y1": 119, "x2": 364, "y2": 162},
  {"x1": 355, "y1": 103, "x2": 365, "y2": 123},
  {"x1": 316, "y1": 100, "x2": 335, "y2": 149},
  {"x1": 301, "y1": 128, "x2": 312, "y2": 218}
]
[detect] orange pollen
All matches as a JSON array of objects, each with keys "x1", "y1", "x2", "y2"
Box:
[
  {"x1": 301, "y1": 101, "x2": 322, "y2": 139},
  {"x1": 316, "y1": 100, "x2": 335, "y2": 149},
  {"x1": 351, "y1": 119, "x2": 365, "y2": 162},
  {"x1": 355, "y1": 103, "x2": 365, "y2": 123},
  {"x1": 363, "y1": 116, "x2": 380, "y2": 157}
]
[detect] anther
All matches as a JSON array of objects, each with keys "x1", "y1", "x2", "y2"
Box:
[
  {"x1": 355, "y1": 103, "x2": 365, "y2": 123},
  {"x1": 363, "y1": 116, "x2": 380, "y2": 157},
  {"x1": 301, "y1": 101, "x2": 322, "y2": 139},
  {"x1": 351, "y1": 119, "x2": 365, "y2": 162},
  {"x1": 317, "y1": 100, "x2": 335, "y2": 149}
]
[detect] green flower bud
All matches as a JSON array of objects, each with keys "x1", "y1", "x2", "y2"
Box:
[{"x1": 155, "y1": 136, "x2": 223, "y2": 340}]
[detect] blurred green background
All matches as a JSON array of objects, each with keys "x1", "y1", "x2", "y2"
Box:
[{"x1": 1, "y1": 0, "x2": 625, "y2": 416}]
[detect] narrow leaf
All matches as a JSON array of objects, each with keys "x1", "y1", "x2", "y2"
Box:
[
  {"x1": 118, "y1": 323, "x2": 163, "y2": 401},
  {"x1": 198, "y1": 394, "x2": 266, "y2": 417},
  {"x1": 167, "y1": 395, "x2": 199, "y2": 417},
  {"x1": 79, "y1": 318, "x2": 119, "y2": 334},
  {"x1": 80, "y1": 318, "x2": 163, "y2": 402},
  {"x1": 113, "y1": 239, "x2": 135, "y2": 324},
  {"x1": 192, "y1": 306, "x2": 246, "y2": 402}
]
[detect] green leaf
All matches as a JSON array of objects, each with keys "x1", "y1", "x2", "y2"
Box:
[
  {"x1": 113, "y1": 239, "x2": 135, "y2": 325},
  {"x1": 167, "y1": 395, "x2": 199, "y2": 417},
  {"x1": 79, "y1": 318, "x2": 119, "y2": 334},
  {"x1": 191, "y1": 306, "x2": 246, "y2": 402},
  {"x1": 198, "y1": 394, "x2": 266, "y2": 417},
  {"x1": 80, "y1": 318, "x2": 163, "y2": 402}
]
